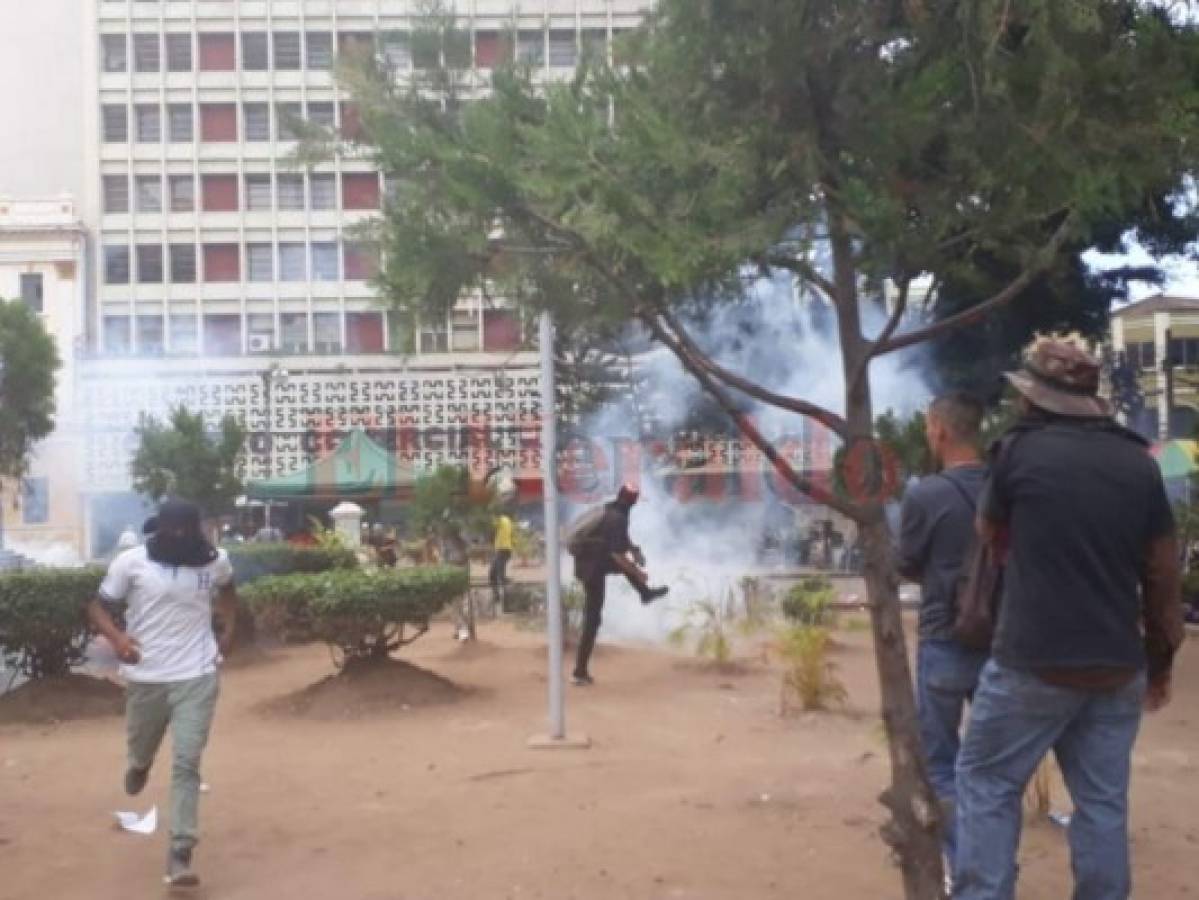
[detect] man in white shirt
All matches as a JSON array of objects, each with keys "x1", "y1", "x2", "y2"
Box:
[{"x1": 87, "y1": 499, "x2": 238, "y2": 889}]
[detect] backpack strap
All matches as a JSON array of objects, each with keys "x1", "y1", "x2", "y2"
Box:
[{"x1": 938, "y1": 470, "x2": 980, "y2": 516}]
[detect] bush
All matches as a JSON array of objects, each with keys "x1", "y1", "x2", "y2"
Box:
[
  {"x1": 776, "y1": 625, "x2": 848, "y2": 713},
  {"x1": 0, "y1": 569, "x2": 103, "y2": 679},
  {"x1": 242, "y1": 567, "x2": 467, "y2": 667},
  {"x1": 669, "y1": 595, "x2": 735, "y2": 667},
  {"x1": 224, "y1": 544, "x2": 357, "y2": 585},
  {"x1": 1182, "y1": 570, "x2": 1199, "y2": 603},
  {"x1": 782, "y1": 577, "x2": 836, "y2": 626}
]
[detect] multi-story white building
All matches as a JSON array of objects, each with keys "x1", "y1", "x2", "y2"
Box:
[{"x1": 44, "y1": 1, "x2": 647, "y2": 555}]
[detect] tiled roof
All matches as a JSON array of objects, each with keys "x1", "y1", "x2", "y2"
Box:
[{"x1": 1111, "y1": 294, "x2": 1199, "y2": 318}]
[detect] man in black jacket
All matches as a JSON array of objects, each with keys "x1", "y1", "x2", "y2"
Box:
[{"x1": 570, "y1": 485, "x2": 668, "y2": 685}]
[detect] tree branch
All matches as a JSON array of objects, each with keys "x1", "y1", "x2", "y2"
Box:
[
  {"x1": 873, "y1": 213, "x2": 1075, "y2": 355},
  {"x1": 761, "y1": 253, "x2": 838, "y2": 300},
  {"x1": 654, "y1": 305, "x2": 849, "y2": 438},
  {"x1": 850, "y1": 278, "x2": 910, "y2": 395},
  {"x1": 643, "y1": 312, "x2": 861, "y2": 520}
]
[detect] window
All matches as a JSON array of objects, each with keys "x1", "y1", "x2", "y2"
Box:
[
  {"x1": 169, "y1": 313, "x2": 198, "y2": 355},
  {"x1": 103, "y1": 315, "x2": 132, "y2": 354},
  {"x1": 247, "y1": 313, "x2": 275, "y2": 352},
  {"x1": 419, "y1": 317, "x2": 449, "y2": 353},
  {"x1": 102, "y1": 174, "x2": 129, "y2": 213},
  {"x1": 133, "y1": 34, "x2": 161, "y2": 72},
  {"x1": 242, "y1": 32, "x2": 269, "y2": 71},
  {"x1": 168, "y1": 174, "x2": 194, "y2": 212},
  {"x1": 379, "y1": 31, "x2": 411, "y2": 70},
  {"x1": 102, "y1": 34, "x2": 127, "y2": 72},
  {"x1": 169, "y1": 244, "x2": 196, "y2": 283},
  {"x1": 347, "y1": 312, "x2": 385, "y2": 353},
  {"x1": 19, "y1": 274, "x2": 43, "y2": 314},
  {"x1": 275, "y1": 102, "x2": 303, "y2": 141},
  {"x1": 135, "y1": 104, "x2": 161, "y2": 142},
  {"x1": 451, "y1": 308, "x2": 481, "y2": 351},
  {"x1": 516, "y1": 31, "x2": 544, "y2": 66},
  {"x1": 314, "y1": 312, "x2": 341, "y2": 353},
  {"x1": 245, "y1": 174, "x2": 272, "y2": 211},
  {"x1": 198, "y1": 33, "x2": 236, "y2": 71},
  {"x1": 203, "y1": 314, "x2": 242, "y2": 355},
  {"x1": 278, "y1": 243, "x2": 306, "y2": 281},
  {"x1": 199, "y1": 103, "x2": 237, "y2": 141},
  {"x1": 311, "y1": 242, "x2": 339, "y2": 280},
  {"x1": 474, "y1": 32, "x2": 508, "y2": 68},
  {"x1": 21, "y1": 478, "x2": 48, "y2": 525},
  {"x1": 201, "y1": 174, "x2": 238, "y2": 211},
  {"x1": 104, "y1": 246, "x2": 130, "y2": 284},
  {"x1": 306, "y1": 31, "x2": 333, "y2": 69},
  {"x1": 166, "y1": 34, "x2": 192, "y2": 72},
  {"x1": 167, "y1": 103, "x2": 193, "y2": 142},
  {"x1": 136, "y1": 314, "x2": 165, "y2": 355},
  {"x1": 581, "y1": 29, "x2": 609, "y2": 61},
  {"x1": 548, "y1": 31, "x2": 578, "y2": 68},
  {"x1": 135, "y1": 175, "x2": 162, "y2": 212},
  {"x1": 339, "y1": 102, "x2": 362, "y2": 140},
  {"x1": 306, "y1": 101, "x2": 335, "y2": 128},
  {"x1": 277, "y1": 173, "x2": 305, "y2": 210},
  {"x1": 202, "y1": 243, "x2": 240, "y2": 281},
  {"x1": 273, "y1": 32, "x2": 301, "y2": 70},
  {"x1": 342, "y1": 172, "x2": 380, "y2": 210},
  {"x1": 338, "y1": 32, "x2": 373, "y2": 59},
  {"x1": 310, "y1": 173, "x2": 336, "y2": 210},
  {"x1": 483, "y1": 309, "x2": 522, "y2": 351},
  {"x1": 136, "y1": 244, "x2": 163, "y2": 283},
  {"x1": 280, "y1": 313, "x2": 308, "y2": 353},
  {"x1": 412, "y1": 33, "x2": 439, "y2": 70},
  {"x1": 102, "y1": 105, "x2": 128, "y2": 142},
  {"x1": 343, "y1": 242, "x2": 379, "y2": 280},
  {"x1": 1135, "y1": 341, "x2": 1157, "y2": 369},
  {"x1": 246, "y1": 243, "x2": 274, "y2": 281},
  {"x1": 244, "y1": 103, "x2": 270, "y2": 141}
]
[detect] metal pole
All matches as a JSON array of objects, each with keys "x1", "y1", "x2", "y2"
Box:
[{"x1": 539, "y1": 310, "x2": 565, "y2": 740}]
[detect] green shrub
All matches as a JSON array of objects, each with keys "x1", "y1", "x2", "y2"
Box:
[
  {"x1": 238, "y1": 572, "x2": 329, "y2": 643},
  {"x1": 224, "y1": 544, "x2": 357, "y2": 585},
  {"x1": 775, "y1": 625, "x2": 847, "y2": 713},
  {"x1": 0, "y1": 569, "x2": 104, "y2": 679},
  {"x1": 669, "y1": 594, "x2": 735, "y2": 667},
  {"x1": 1182, "y1": 570, "x2": 1199, "y2": 602},
  {"x1": 242, "y1": 567, "x2": 467, "y2": 667},
  {"x1": 782, "y1": 576, "x2": 836, "y2": 626}
]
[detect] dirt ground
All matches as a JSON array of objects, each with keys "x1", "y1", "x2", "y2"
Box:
[{"x1": 1, "y1": 619, "x2": 1196, "y2": 900}]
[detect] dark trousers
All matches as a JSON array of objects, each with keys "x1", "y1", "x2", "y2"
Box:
[
  {"x1": 573, "y1": 575, "x2": 606, "y2": 678},
  {"x1": 488, "y1": 550, "x2": 511, "y2": 608}
]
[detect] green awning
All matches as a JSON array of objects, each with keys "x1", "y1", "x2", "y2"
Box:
[{"x1": 246, "y1": 428, "x2": 415, "y2": 500}]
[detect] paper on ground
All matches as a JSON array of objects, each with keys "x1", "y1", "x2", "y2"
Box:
[{"x1": 113, "y1": 806, "x2": 157, "y2": 835}]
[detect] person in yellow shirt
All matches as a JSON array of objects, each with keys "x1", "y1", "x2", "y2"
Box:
[{"x1": 490, "y1": 513, "x2": 514, "y2": 612}]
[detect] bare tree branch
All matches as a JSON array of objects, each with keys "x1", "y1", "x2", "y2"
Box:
[
  {"x1": 654, "y1": 306, "x2": 850, "y2": 438},
  {"x1": 643, "y1": 312, "x2": 861, "y2": 519},
  {"x1": 849, "y1": 277, "x2": 910, "y2": 395},
  {"x1": 761, "y1": 253, "x2": 838, "y2": 300},
  {"x1": 873, "y1": 213, "x2": 1075, "y2": 355}
]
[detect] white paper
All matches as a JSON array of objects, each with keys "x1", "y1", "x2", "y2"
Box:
[{"x1": 113, "y1": 806, "x2": 157, "y2": 835}]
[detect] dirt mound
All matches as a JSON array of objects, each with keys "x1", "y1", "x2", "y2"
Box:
[
  {"x1": 257, "y1": 658, "x2": 466, "y2": 720},
  {"x1": 0, "y1": 674, "x2": 124, "y2": 725}
]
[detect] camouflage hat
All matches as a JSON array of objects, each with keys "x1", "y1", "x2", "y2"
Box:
[{"x1": 1005, "y1": 341, "x2": 1111, "y2": 418}]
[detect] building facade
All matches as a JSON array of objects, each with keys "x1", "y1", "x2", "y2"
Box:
[
  {"x1": 1110, "y1": 293, "x2": 1199, "y2": 440},
  {"x1": 0, "y1": 197, "x2": 88, "y2": 561},
  {"x1": 61, "y1": 1, "x2": 652, "y2": 555}
]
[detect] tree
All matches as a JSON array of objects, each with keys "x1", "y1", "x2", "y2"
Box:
[
  {"x1": 407, "y1": 463, "x2": 495, "y2": 640},
  {"x1": 0, "y1": 300, "x2": 59, "y2": 486},
  {"x1": 343, "y1": 3, "x2": 1199, "y2": 894},
  {"x1": 130, "y1": 406, "x2": 246, "y2": 516}
]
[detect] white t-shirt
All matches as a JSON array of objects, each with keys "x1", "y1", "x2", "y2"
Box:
[{"x1": 99, "y1": 546, "x2": 234, "y2": 683}]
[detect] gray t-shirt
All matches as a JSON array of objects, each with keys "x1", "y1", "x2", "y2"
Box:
[{"x1": 896, "y1": 464, "x2": 988, "y2": 641}]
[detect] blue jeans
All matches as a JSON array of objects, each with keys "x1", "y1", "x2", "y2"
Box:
[
  {"x1": 917, "y1": 639, "x2": 987, "y2": 869},
  {"x1": 955, "y1": 660, "x2": 1146, "y2": 900}
]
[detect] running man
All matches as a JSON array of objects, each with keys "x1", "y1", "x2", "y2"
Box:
[
  {"x1": 490, "y1": 511, "x2": 514, "y2": 612},
  {"x1": 86, "y1": 499, "x2": 238, "y2": 889}
]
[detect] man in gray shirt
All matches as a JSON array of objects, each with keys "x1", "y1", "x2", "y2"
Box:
[{"x1": 897, "y1": 392, "x2": 989, "y2": 876}]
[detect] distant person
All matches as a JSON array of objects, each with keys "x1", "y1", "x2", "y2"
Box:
[
  {"x1": 955, "y1": 343, "x2": 1185, "y2": 899},
  {"x1": 567, "y1": 484, "x2": 669, "y2": 686},
  {"x1": 896, "y1": 391, "x2": 988, "y2": 877},
  {"x1": 86, "y1": 499, "x2": 239, "y2": 889},
  {"x1": 490, "y1": 512, "x2": 514, "y2": 612}
]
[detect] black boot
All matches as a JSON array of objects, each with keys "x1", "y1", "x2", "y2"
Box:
[{"x1": 641, "y1": 586, "x2": 669, "y2": 605}]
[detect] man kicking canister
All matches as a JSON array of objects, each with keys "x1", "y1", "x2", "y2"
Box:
[
  {"x1": 570, "y1": 484, "x2": 669, "y2": 686},
  {"x1": 87, "y1": 499, "x2": 238, "y2": 889}
]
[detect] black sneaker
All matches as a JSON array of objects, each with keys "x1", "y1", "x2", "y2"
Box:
[
  {"x1": 164, "y1": 846, "x2": 199, "y2": 888},
  {"x1": 124, "y1": 765, "x2": 150, "y2": 796},
  {"x1": 571, "y1": 673, "x2": 594, "y2": 686},
  {"x1": 641, "y1": 586, "x2": 669, "y2": 605}
]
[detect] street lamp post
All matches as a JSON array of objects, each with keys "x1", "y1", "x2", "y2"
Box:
[{"x1": 260, "y1": 363, "x2": 288, "y2": 531}]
